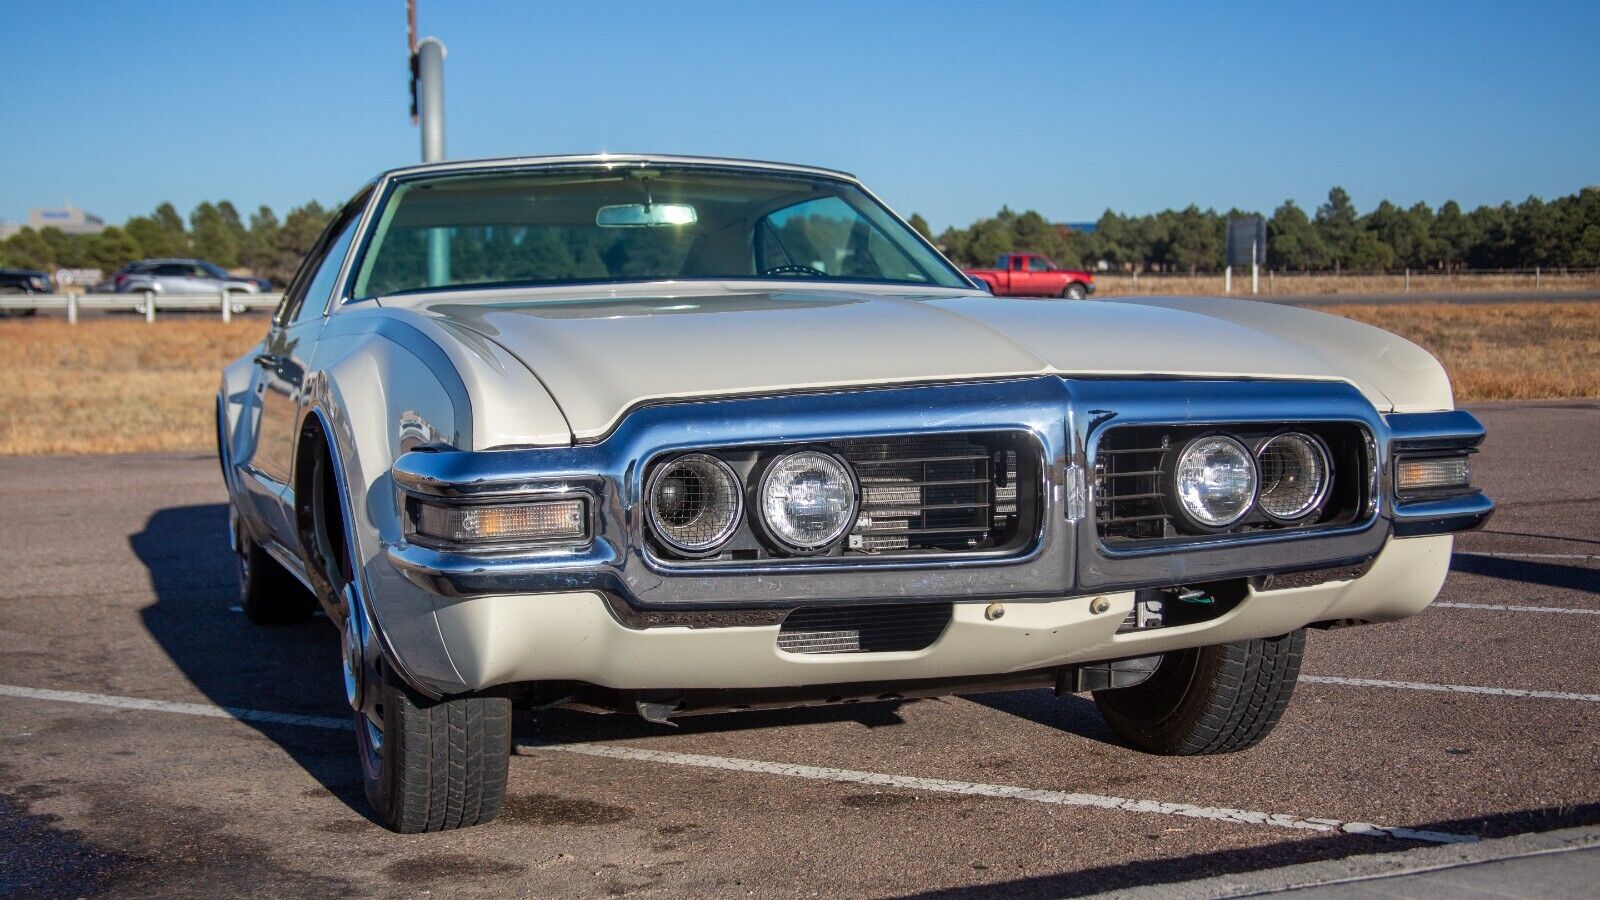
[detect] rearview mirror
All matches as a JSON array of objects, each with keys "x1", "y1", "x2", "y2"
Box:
[{"x1": 596, "y1": 203, "x2": 697, "y2": 227}]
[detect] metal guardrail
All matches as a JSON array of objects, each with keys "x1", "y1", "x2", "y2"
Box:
[{"x1": 0, "y1": 292, "x2": 282, "y2": 323}]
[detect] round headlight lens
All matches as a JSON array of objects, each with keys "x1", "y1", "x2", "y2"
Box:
[
  {"x1": 758, "y1": 451, "x2": 858, "y2": 553},
  {"x1": 1256, "y1": 433, "x2": 1331, "y2": 521},
  {"x1": 1173, "y1": 436, "x2": 1257, "y2": 527},
  {"x1": 647, "y1": 453, "x2": 742, "y2": 555}
]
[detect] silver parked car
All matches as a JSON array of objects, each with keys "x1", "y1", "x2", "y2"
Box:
[
  {"x1": 115, "y1": 258, "x2": 268, "y2": 297},
  {"x1": 218, "y1": 154, "x2": 1491, "y2": 832}
]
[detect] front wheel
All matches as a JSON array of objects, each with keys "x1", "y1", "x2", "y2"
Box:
[
  {"x1": 1092, "y1": 629, "x2": 1305, "y2": 755},
  {"x1": 359, "y1": 667, "x2": 511, "y2": 833},
  {"x1": 1061, "y1": 283, "x2": 1088, "y2": 300}
]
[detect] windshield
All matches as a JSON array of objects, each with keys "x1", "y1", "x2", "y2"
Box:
[{"x1": 351, "y1": 165, "x2": 967, "y2": 298}]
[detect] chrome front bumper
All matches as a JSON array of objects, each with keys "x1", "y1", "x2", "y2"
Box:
[{"x1": 382, "y1": 377, "x2": 1491, "y2": 612}]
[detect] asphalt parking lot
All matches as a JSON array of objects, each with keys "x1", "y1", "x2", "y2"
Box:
[{"x1": 1, "y1": 401, "x2": 1596, "y2": 898}]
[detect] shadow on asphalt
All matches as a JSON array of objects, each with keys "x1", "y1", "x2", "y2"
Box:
[
  {"x1": 1452, "y1": 553, "x2": 1600, "y2": 594},
  {"x1": 128, "y1": 504, "x2": 374, "y2": 821},
  {"x1": 127, "y1": 504, "x2": 925, "y2": 817},
  {"x1": 895, "y1": 801, "x2": 1600, "y2": 899}
]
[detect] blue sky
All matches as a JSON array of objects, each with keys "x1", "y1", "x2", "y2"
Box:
[{"x1": 2, "y1": 1, "x2": 1596, "y2": 230}]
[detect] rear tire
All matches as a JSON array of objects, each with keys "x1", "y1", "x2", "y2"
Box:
[
  {"x1": 1092, "y1": 630, "x2": 1305, "y2": 755},
  {"x1": 235, "y1": 536, "x2": 316, "y2": 625},
  {"x1": 360, "y1": 669, "x2": 512, "y2": 833},
  {"x1": 1062, "y1": 283, "x2": 1088, "y2": 300}
]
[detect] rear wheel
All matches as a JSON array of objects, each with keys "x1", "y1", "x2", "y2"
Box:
[
  {"x1": 1062, "y1": 282, "x2": 1088, "y2": 300},
  {"x1": 234, "y1": 534, "x2": 316, "y2": 624},
  {"x1": 1092, "y1": 630, "x2": 1305, "y2": 755}
]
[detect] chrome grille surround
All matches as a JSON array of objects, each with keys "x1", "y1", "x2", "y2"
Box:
[{"x1": 385, "y1": 377, "x2": 1488, "y2": 609}]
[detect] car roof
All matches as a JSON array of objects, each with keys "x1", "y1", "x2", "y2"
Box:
[{"x1": 376, "y1": 153, "x2": 859, "y2": 183}]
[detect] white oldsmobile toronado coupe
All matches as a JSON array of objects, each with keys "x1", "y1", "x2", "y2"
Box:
[{"x1": 218, "y1": 155, "x2": 1492, "y2": 832}]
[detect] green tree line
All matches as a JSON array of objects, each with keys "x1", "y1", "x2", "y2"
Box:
[
  {"x1": 0, "y1": 200, "x2": 334, "y2": 285},
  {"x1": 927, "y1": 185, "x2": 1600, "y2": 273}
]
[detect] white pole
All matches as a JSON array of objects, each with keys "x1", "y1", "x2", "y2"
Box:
[
  {"x1": 1405, "y1": 268, "x2": 1410, "y2": 293},
  {"x1": 145, "y1": 294, "x2": 155, "y2": 324},
  {"x1": 1224, "y1": 266, "x2": 1232, "y2": 294},
  {"x1": 221, "y1": 291, "x2": 231, "y2": 323},
  {"x1": 416, "y1": 37, "x2": 451, "y2": 288},
  {"x1": 1251, "y1": 262, "x2": 1259, "y2": 295},
  {"x1": 1132, "y1": 269, "x2": 1138, "y2": 293},
  {"x1": 67, "y1": 293, "x2": 78, "y2": 325},
  {"x1": 1536, "y1": 266, "x2": 1541, "y2": 290}
]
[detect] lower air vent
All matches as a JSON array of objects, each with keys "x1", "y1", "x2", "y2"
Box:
[{"x1": 777, "y1": 603, "x2": 952, "y2": 654}]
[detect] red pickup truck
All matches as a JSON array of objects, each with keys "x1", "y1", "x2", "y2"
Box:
[{"x1": 964, "y1": 253, "x2": 1096, "y2": 299}]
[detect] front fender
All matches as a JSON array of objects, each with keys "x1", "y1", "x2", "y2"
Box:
[{"x1": 303, "y1": 309, "x2": 572, "y2": 696}]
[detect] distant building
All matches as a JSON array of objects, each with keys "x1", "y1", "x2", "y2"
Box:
[{"x1": 0, "y1": 205, "x2": 106, "y2": 239}]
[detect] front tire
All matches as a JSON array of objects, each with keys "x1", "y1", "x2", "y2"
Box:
[
  {"x1": 1062, "y1": 282, "x2": 1088, "y2": 300},
  {"x1": 1092, "y1": 630, "x2": 1305, "y2": 755},
  {"x1": 360, "y1": 669, "x2": 512, "y2": 833}
]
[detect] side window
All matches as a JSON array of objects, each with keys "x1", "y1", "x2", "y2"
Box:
[
  {"x1": 1027, "y1": 256, "x2": 1052, "y2": 272},
  {"x1": 1010, "y1": 255, "x2": 1025, "y2": 271},
  {"x1": 276, "y1": 192, "x2": 370, "y2": 327}
]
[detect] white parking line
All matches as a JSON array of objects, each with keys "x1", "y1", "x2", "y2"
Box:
[
  {"x1": 0, "y1": 683, "x2": 353, "y2": 731},
  {"x1": 0, "y1": 681, "x2": 1474, "y2": 844},
  {"x1": 1433, "y1": 601, "x2": 1600, "y2": 616},
  {"x1": 1301, "y1": 675, "x2": 1600, "y2": 703},
  {"x1": 1460, "y1": 551, "x2": 1600, "y2": 560},
  {"x1": 518, "y1": 741, "x2": 1475, "y2": 844}
]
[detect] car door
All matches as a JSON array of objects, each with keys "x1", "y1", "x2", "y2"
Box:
[
  {"x1": 237, "y1": 195, "x2": 368, "y2": 549},
  {"x1": 1024, "y1": 255, "x2": 1056, "y2": 295}
]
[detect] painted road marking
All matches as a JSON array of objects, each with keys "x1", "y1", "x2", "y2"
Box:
[
  {"x1": 0, "y1": 682, "x2": 1473, "y2": 844},
  {"x1": 1301, "y1": 675, "x2": 1600, "y2": 703},
  {"x1": 1458, "y1": 551, "x2": 1600, "y2": 561},
  {"x1": 517, "y1": 741, "x2": 1475, "y2": 844},
  {"x1": 0, "y1": 683, "x2": 352, "y2": 730},
  {"x1": 1434, "y1": 601, "x2": 1600, "y2": 616}
]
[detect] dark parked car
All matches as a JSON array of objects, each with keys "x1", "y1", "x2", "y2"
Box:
[{"x1": 0, "y1": 267, "x2": 52, "y2": 316}]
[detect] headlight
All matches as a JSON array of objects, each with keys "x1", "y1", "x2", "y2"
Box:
[
  {"x1": 1172, "y1": 436, "x2": 1256, "y2": 527},
  {"x1": 1256, "y1": 433, "x2": 1331, "y2": 521},
  {"x1": 757, "y1": 451, "x2": 858, "y2": 553},
  {"x1": 647, "y1": 453, "x2": 742, "y2": 555}
]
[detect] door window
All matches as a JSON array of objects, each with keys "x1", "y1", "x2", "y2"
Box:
[
  {"x1": 1027, "y1": 256, "x2": 1054, "y2": 272},
  {"x1": 276, "y1": 192, "x2": 370, "y2": 326}
]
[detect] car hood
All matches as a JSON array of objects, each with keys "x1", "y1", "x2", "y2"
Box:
[{"x1": 397, "y1": 285, "x2": 1450, "y2": 440}]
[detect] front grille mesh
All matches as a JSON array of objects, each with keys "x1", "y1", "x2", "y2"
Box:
[
  {"x1": 1095, "y1": 430, "x2": 1172, "y2": 541},
  {"x1": 777, "y1": 603, "x2": 952, "y2": 654},
  {"x1": 841, "y1": 438, "x2": 1016, "y2": 553}
]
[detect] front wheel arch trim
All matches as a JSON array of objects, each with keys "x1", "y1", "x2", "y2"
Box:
[{"x1": 298, "y1": 406, "x2": 444, "y2": 700}]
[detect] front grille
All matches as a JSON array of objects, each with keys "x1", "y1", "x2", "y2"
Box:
[
  {"x1": 840, "y1": 437, "x2": 1017, "y2": 553},
  {"x1": 1094, "y1": 422, "x2": 1373, "y2": 547},
  {"x1": 643, "y1": 431, "x2": 1037, "y2": 562},
  {"x1": 777, "y1": 603, "x2": 952, "y2": 654},
  {"x1": 1094, "y1": 430, "x2": 1173, "y2": 541}
]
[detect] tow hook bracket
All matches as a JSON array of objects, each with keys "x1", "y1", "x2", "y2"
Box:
[{"x1": 1060, "y1": 655, "x2": 1163, "y2": 694}]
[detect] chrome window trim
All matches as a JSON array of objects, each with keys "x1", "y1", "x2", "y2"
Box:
[{"x1": 382, "y1": 378, "x2": 1492, "y2": 607}]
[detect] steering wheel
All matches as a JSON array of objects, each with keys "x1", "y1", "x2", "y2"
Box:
[{"x1": 761, "y1": 264, "x2": 827, "y2": 277}]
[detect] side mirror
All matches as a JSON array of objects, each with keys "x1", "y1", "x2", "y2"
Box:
[{"x1": 970, "y1": 278, "x2": 994, "y2": 295}]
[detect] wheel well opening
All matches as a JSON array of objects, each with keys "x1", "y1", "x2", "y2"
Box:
[{"x1": 295, "y1": 415, "x2": 351, "y2": 604}]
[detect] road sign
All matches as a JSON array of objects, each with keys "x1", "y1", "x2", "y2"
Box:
[{"x1": 1226, "y1": 217, "x2": 1266, "y2": 268}]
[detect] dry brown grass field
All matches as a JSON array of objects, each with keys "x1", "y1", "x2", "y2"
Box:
[
  {"x1": 1, "y1": 302, "x2": 1596, "y2": 455},
  {"x1": 1093, "y1": 270, "x2": 1600, "y2": 296}
]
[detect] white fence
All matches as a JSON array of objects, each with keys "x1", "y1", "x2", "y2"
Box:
[{"x1": 0, "y1": 292, "x2": 283, "y2": 323}]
